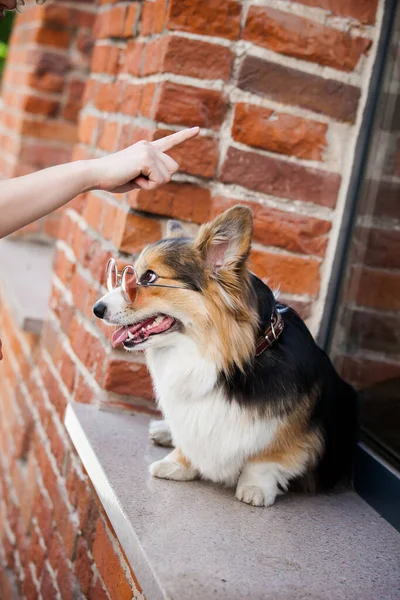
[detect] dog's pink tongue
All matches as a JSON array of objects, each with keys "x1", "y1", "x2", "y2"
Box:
[
  {"x1": 111, "y1": 316, "x2": 175, "y2": 348},
  {"x1": 112, "y1": 327, "x2": 129, "y2": 348},
  {"x1": 111, "y1": 317, "x2": 157, "y2": 348}
]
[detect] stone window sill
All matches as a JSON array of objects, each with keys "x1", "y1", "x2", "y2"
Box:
[
  {"x1": 0, "y1": 238, "x2": 54, "y2": 334},
  {"x1": 65, "y1": 402, "x2": 400, "y2": 600}
]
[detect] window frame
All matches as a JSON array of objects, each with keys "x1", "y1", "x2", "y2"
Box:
[{"x1": 317, "y1": 0, "x2": 400, "y2": 533}]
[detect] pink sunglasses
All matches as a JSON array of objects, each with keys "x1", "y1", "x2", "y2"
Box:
[{"x1": 106, "y1": 258, "x2": 188, "y2": 304}]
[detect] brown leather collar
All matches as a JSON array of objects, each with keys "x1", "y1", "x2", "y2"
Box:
[{"x1": 255, "y1": 309, "x2": 285, "y2": 357}]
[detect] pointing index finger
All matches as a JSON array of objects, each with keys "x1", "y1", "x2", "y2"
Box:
[{"x1": 152, "y1": 127, "x2": 200, "y2": 152}]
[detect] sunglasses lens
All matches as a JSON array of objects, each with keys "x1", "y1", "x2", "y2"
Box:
[
  {"x1": 106, "y1": 259, "x2": 118, "y2": 291},
  {"x1": 122, "y1": 266, "x2": 138, "y2": 303}
]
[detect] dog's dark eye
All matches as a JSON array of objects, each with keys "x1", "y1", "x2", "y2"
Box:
[{"x1": 141, "y1": 270, "x2": 158, "y2": 285}]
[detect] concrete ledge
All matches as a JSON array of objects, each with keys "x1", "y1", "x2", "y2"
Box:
[
  {"x1": 0, "y1": 239, "x2": 54, "y2": 334},
  {"x1": 65, "y1": 402, "x2": 400, "y2": 600}
]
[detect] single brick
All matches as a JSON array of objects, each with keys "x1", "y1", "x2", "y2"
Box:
[
  {"x1": 291, "y1": 0, "x2": 378, "y2": 25},
  {"x1": 96, "y1": 5, "x2": 125, "y2": 38},
  {"x1": 353, "y1": 226, "x2": 400, "y2": 270},
  {"x1": 83, "y1": 80, "x2": 99, "y2": 105},
  {"x1": 369, "y1": 180, "x2": 400, "y2": 220},
  {"x1": 63, "y1": 79, "x2": 86, "y2": 122},
  {"x1": 91, "y1": 44, "x2": 120, "y2": 75},
  {"x1": 250, "y1": 249, "x2": 321, "y2": 296},
  {"x1": 103, "y1": 359, "x2": 154, "y2": 399},
  {"x1": 353, "y1": 266, "x2": 400, "y2": 311},
  {"x1": 112, "y1": 210, "x2": 162, "y2": 254},
  {"x1": 94, "y1": 81, "x2": 122, "y2": 113},
  {"x1": 139, "y1": 0, "x2": 168, "y2": 35},
  {"x1": 124, "y1": 3, "x2": 140, "y2": 37},
  {"x1": 345, "y1": 308, "x2": 400, "y2": 355},
  {"x1": 211, "y1": 196, "x2": 331, "y2": 257},
  {"x1": 167, "y1": 0, "x2": 242, "y2": 40},
  {"x1": 20, "y1": 142, "x2": 72, "y2": 170},
  {"x1": 232, "y1": 103, "x2": 328, "y2": 161},
  {"x1": 120, "y1": 83, "x2": 143, "y2": 116},
  {"x1": 238, "y1": 56, "x2": 360, "y2": 122},
  {"x1": 221, "y1": 147, "x2": 341, "y2": 208},
  {"x1": 21, "y1": 119, "x2": 78, "y2": 144},
  {"x1": 160, "y1": 35, "x2": 233, "y2": 81},
  {"x1": 337, "y1": 355, "x2": 400, "y2": 390},
  {"x1": 96, "y1": 4, "x2": 139, "y2": 39},
  {"x1": 101, "y1": 203, "x2": 118, "y2": 241},
  {"x1": 140, "y1": 83, "x2": 158, "y2": 118},
  {"x1": 141, "y1": 37, "x2": 166, "y2": 75},
  {"x1": 83, "y1": 192, "x2": 105, "y2": 232},
  {"x1": 154, "y1": 81, "x2": 227, "y2": 129},
  {"x1": 128, "y1": 182, "x2": 212, "y2": 223},
  {"x1": 42, "y1": 5, "x2": 95, "y2": 29},
  {"x1": 34, "y1": 27, "x2": 72, "y2": 49},
  {"x1": 28, "y1": 71, "x2": 64, "y2": 94},
  {"x1": 120, "y1": 39, "x2": 144, "y2": 76},
  {"x1": 97, "y1": 120, "x2": 120, "y2": 152},
  {"x1": 22, "y1": 94, "x2": 59, "y2": 117},
  {"x1": 243, "y1": 6, "x2": 371, "y2": 71}
]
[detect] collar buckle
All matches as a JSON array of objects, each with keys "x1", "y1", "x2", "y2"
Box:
[{"x1": 255, "y1": 308, "x2": 285, "y2": 357}]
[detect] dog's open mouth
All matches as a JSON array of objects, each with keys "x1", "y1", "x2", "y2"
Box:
[{"x1": 111, "y1": 314, "x2": 177, "y2": 348}]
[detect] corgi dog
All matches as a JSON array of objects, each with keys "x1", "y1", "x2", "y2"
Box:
[{"x1": 93, "y1": 206, "x2": 358, "y2": 507}]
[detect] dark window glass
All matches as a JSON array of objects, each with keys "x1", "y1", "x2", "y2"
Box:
[{"x1": 330, "y1": 8, "x2": 400, "y2": 471}]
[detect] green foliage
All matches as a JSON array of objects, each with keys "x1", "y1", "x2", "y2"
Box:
[
  {"x1": 0, "y1": 11, "x2": 14, "y2": 42},
  {"x1": 0, "y1": 12, "x2": 15, "y2": 77}
]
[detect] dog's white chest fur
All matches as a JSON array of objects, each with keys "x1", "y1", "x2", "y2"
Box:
[{"x1": 147, "y1": 335, "x2": 279, "y2": 486}]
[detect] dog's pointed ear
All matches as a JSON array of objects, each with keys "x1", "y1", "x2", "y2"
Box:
[
  {"x1": 166, "y1": 220, "x2": 185, "y2": 239},
  {"x1": 194, "y1": 206, "x2": 253, "y2": 272}
]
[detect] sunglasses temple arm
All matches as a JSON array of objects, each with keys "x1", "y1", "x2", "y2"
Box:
[{"x1": 139, "y1": 283, "x2": 188, "y2": 290}]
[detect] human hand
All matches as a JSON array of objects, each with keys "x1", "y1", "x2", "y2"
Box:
[{"x1": 89, "y1": 127, "x2": 200, "y2": 194}]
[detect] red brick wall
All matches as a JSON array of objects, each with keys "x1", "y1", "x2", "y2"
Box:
[
  {"x1": 0, "y1": 0, "x2": 384, "y2": 597},
  {"x1": 0, "y1": 0, "x2": 95, "y2": 240},
  {"x1": 0, "y1": 298, "x2": 143, "y2": 599},
  {"x1": 73, "y1": 0, "x2": 381, "y2": 329}
]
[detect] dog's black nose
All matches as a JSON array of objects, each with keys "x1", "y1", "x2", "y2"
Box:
[{"x1": 93, "y1": 301, "x2": 107, "y2": 319}]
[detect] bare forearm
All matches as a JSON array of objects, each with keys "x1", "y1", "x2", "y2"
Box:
[
  {"x1": 0, "y1": 160, "x2": 94, "y2": 239},
  {"x1": 0, "y1": 128, "x2": 199, "y2": 240}
]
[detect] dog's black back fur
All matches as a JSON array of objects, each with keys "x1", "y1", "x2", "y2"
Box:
[{"x1": 221, "y1": 274, "x2": 358, "y2": 491}]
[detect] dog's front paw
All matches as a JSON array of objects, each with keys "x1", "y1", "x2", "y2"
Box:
[
  {"x1": 235, "y1": 484, "x2": 277, "y2": 507},
  {"x1": 149, "y1": 419, "x2": 173, "y2": 447},
  {"x1": 149, "y1": 458, "x2": 198, "y2": 481}
]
